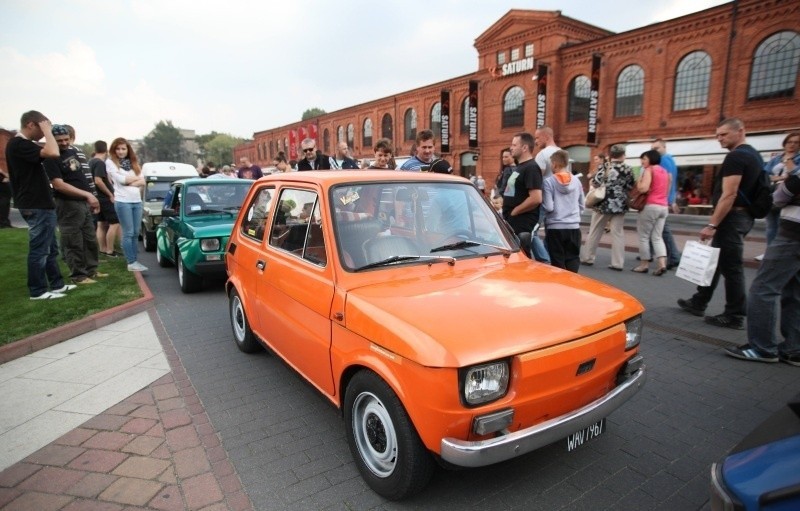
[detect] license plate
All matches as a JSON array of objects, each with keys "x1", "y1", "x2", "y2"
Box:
[{"x1": 566, "y1": 418, "x2": 605, "y2": 452}]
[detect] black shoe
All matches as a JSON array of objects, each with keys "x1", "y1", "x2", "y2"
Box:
[
  {"x1": 677, "y1": 298, "x2": 705, "y2": 317},
  {"x1": 724, "y1": 344, "x2": 778, "y2": 363},
  {"x1": 779, "y1": 353, "x2": 800, "y2": 367},
  {"x1": 667, "y1": 262, "x2": 679, "y2": 270},
  {"x1": 580, "y1": 261, "x2": 594, "y2": 266},
  {"x1": 704, "y1": 314, "x2": 744, "y2": 330},
  {"x1": 608, "y1": 265, "x2": 623, "y2": 271}
]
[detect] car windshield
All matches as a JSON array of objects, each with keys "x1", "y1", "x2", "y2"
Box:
[
  {"x1": 184, "y1": 182, "x2": 252, "y2": 216},
  {"x1": 144, "y1": 181, "x2": 172, "y2": 202},
  {"x1": 331, "y1": 181, "x2": 516, "y2": 271}
]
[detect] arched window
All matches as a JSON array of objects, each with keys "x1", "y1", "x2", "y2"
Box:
[
  {"x1": 347, "y1": 123, "x2": 354, "y2": 149},
  {"x1": 748, "y1": 31, "x2": 800, "y2": 100},
  {"x1": 673, "y1": 51, "x2": 711, "y2": 111},
  {"x1": 337, "y1": 126, "x2": 344, "y2": 144},
  {"x1": 362, "y1": 118, "x2": 373, "y2": 149},
  {"x1": 381, "y1": 113, "x2": 393, "y2": 140},
  {"x1": 404, "y1": 108, "x2": 417, "y2": 141},
  {"x1": 323, "y1": 129, "x2": 330, "y2": 154},
  {"x1": 461, "y1": 97, "x2": 470, "y2": 134},
  {"x1": 567, "y1": 75, "x2": 591, "y2": 122},
  {"x1": 430, "y1": 102, "x2": 441, "y2": 140},
  {"x1": 502, "y1": 86, "x2": 525, "y2": 128},
  {"x1": 615, "y1": 65, "x2": 644, "y2": 117}
]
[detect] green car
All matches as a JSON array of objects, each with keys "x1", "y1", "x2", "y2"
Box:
[{"x1": 156, "y1": 177, "x2": 255, "y2": 293}]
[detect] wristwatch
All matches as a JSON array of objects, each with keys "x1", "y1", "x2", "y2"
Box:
[{"x1": 706, "y1": 224, "x2": 717, "y2": 230}]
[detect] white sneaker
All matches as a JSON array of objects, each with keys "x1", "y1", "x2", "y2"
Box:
[
  {"x1": 52, "y1": 284, "x2": 77, "y2": 293},
  {"x1": 754, "y1": 254, "x2": 764, "y2": 261},
  {"x1": 31, "y1": 291, "x2": 66, "y2": 300},
  {"x1": 127, "y1": 261, "x2": 149, "y2": 271}
]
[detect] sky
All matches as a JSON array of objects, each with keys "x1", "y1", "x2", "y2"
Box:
[{"x1": 0, "y1": 0, "x2": 730, "y2": 146}]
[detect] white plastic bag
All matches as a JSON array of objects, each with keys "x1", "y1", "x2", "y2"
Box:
[{"x1": 675, "y1": 240, "x2": 720, "y2": 287}]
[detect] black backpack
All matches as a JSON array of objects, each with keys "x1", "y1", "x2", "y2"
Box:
[{"x1": 734, "y1": 146, "x2": 773, "y2": 219}]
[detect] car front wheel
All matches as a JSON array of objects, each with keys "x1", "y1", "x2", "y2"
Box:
[
  {"x1": 156, "y1": 241, "x2": 172, "y2": 268},
  {"x1": 229, "y1": 289, "x2": 261, "y2": 353},
  {"x1": 177, "y1": 253, "x2": 203, "y2": 293},
  {"x1": 344, "y1": 371, "x2": 434, "y2": 500}
]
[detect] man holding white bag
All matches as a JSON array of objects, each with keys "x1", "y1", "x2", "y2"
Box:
[{"x1": 677, "y1": 118, "x2": 761, "y2": 330}]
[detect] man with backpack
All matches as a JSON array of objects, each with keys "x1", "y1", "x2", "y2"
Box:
[{"x1": 677, "y1": 118, "x2": 765, "y2": 330}]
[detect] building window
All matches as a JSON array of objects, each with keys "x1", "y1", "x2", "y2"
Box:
[
  {"x1": 511, "y1": 47, "x2": 520, "y2": 61},
  {"x1": 673, "y1": 51, "x2": 711, "y2": 111},
  {"x1": 323, "y1": 129, "x2": 330, "y2": 154},
  {"x1": 381, "y1": 113, "x2": 393, "y2": 140},
  {"x1": 461, "y1": 97, "x2": 470, "y2": 134},
  {"x1": 525, "y1": 43, "x2": 534, "y2": 58},
  {"x1": 430, "y1": 102, "x2": 441, "y2": 140},
  {"x1": 337, "y1": 126, "x2": 344, "y2": 145},
  {"x1": 269, "y1": 141, "x2": 274, "y2": 159},
  {"x1": 284, "y1": 138, "x2": 288, "y2": 155},
  {"x1": 615, "y1": 65, "x2": 644, "y2": 117},
  {"x1": 748, "y1": 31, "x2": 800, "y2": 101},
  {"x1": 347, "y1": 123, "x2": 355, "y2": 149},
  {"x1": 497, "y1": 51, "x2": 506, "y2": 65},
  {"x1": 404, "y1": 108, "x2": 417, "y2": 141},
  {"x1": 567, "y1": 75, "x2": 591, "y2": 122},
  {"x1": 362, "y1": 118, "x2": 373, "y2": 149},
  {"x1": 502, "y1": 86, "x2": 525, "y2": 128}
]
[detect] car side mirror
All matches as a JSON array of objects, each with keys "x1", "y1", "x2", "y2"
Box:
[{"x1": 162, "y1": 208, "x2": 178, "y2": 217}]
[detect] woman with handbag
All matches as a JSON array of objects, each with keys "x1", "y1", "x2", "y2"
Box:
[
  {"x1": 632, "y1": 150, "x2": 671, "y2": 275},
  {"x1": 580, "y1": 145, "x2": 635, "y2": 270}
]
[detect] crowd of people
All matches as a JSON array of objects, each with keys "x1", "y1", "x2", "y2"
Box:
[{"x1": 4, "y1": 108, "x2": 798, "y2": 366}]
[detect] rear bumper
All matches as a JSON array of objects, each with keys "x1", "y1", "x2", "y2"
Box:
[{"x1": 440, "y1": 364, "x2": 645, "y2": 467}]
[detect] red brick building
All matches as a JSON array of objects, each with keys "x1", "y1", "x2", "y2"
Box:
[{"x1": 236, "y1": 0, "x2": 799, "y2": 195}]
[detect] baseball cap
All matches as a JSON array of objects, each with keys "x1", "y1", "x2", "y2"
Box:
[
  {"x1": 52, "y1": 124, "x2": 70, "y2": 137},
  {"x1": 429, "y1": 158, "x2": 453, "y2": 174}
]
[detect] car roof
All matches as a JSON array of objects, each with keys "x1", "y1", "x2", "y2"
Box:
[
  {"x1": 141, "y1": 162, "x2": 197, "y2": 177},
  {"x1": 256, "y1": 170, "x2": 468, "y2": 188},
  {"x1": 175, "y1": 177, "x2": 255, "y2": 185}
]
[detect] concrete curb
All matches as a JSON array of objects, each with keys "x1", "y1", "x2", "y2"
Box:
[{"x1": 0, "y1": 272, "x2": 154, "y2": 364}]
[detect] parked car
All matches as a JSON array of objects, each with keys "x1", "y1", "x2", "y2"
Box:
[
  {"x1": 225, "y1": 171, "x2": 646, "y2": 499},
  {"x1": 140, "y1": 162, "x2": 197, "y2": 251},
  {"x1": 156, "y1": 177, "x2": 254, "y2": 293},
  {"x1": 710, "y1": 392, "x2": 800, "y2": 510}
]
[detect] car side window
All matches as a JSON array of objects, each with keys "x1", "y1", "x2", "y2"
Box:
[
  {"x1": 269, "y1": 188, "x2": 327, "y2": 266},
  {"x1": 241, "y1": 186, "x2": 275, "y2": 241}
]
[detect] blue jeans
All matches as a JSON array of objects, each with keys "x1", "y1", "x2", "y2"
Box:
[
  {"x1": 747, "y1": 234, "x2": 800, "y2": 357},
  {"x1": 20, "y1": 209, "x2": 66, "y2": 297},
  {"x1": 115, "y1": 201, "x2": 143, "y2": 264},
  {"x1": 690, "y1": 210, "x2": 754, "y2": 317},
  {"x1": 530, "y1": 210, "x2": 551, "y2": 263},
  {"x1": 765, "y1": 207, "x2": 780, "y2": 245}
]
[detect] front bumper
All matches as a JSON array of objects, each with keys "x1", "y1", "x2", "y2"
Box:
[
  {"x1": 440, "y1": 364, "x2": 646, "y2": 467},
  {"x1": 193, "y1": 259, "x2": 227, "y2": 276}
]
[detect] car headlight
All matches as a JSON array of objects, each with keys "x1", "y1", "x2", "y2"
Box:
[
  {"x1": 624, "y1": 315, "x2": 643, "y2": 350},
  {"x1": 461, "y1": 360, "x2": 509, "y2": 406},
  {"x1": 200, "y1": 239, "x2": 220, "y2": 251}
]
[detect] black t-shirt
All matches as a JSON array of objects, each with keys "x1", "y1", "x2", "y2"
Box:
[
  {"x1": 712, "y1": 144, "x2": 762, "y2": 207},
  {"x1": 44, "y1": 148, "x2": 94, "y2": 201},
  {"x1": 5, "y1": 135, "x2": 54, "y2": 209},
  {"x1": 502, "y1": 158, "x2": 543, "y2": 233},
  {"x1": 89, "y1": 157, "x2": 113, "y2": 199}
]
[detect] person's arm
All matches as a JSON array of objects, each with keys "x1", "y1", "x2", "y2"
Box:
[
  {"x1": 541, "y1": 179, "x2": 554, "y2": 213},
  {"x1": 511, "y1": 189, "x2": 542, "y2": 216},
  {"x1": 700, "y1": 174, "x2": 741, "y2": 241},
  {"x1": 38, "y1": 120, "x2": 59, "y2": 158},
  {"x1": 637, "y1": 168, "x2": 652, "y2": 193},
  {"x1": 93, "y1": 176, "x2": 114, "y2": 202},
  {"x1": 50, "y1": 178, "x2": 100, "y2": 211}
]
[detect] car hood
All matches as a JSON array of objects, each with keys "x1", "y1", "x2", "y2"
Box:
[
  {"x1": 183, "y1": 216, "x2": 237, "y2": 237},
  {"x1": 344, "y1": 261, "x2": 643, "y2": 367}
]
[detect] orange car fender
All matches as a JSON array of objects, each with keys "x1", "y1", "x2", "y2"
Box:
[{"x1": 331, "y1": 323, "x2": 473, "y2": 453}]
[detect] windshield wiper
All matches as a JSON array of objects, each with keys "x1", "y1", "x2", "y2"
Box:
[
  {"x1": 430, "y1": 240, "x2": 512, "y2": 256},
  {"x1": 354, "y1": 254, "x2": 456, "y2": 272}
]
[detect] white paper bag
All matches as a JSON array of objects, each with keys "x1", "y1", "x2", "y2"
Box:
[{"x1": 675, "y1": 240, "x2": 720, "y2": 287}]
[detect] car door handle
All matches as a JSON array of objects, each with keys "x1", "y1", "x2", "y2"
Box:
[{"x1": 256, "y1": 260, "x2": 266, "y2": 270}]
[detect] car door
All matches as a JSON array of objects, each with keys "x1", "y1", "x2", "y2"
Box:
[
  {"x1": 260, "y1": 186, "x2": 336, "y2": 395},
  {"x1": 161, "y1": 183, "x2": 183, "y2": 263},
  {"x1": 228, "y1": 184, "x2": 275, "y2": 332}
]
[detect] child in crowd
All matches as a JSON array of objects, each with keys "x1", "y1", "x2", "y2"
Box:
[{"x1": 541, "y1": 150, "x2": 585, "y2": 272}]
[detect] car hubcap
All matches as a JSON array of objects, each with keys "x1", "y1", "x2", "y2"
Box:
[
  {"x1": 353, "y1": 392, "x2": 397, "y2": 477},
  {"x1": 178, "y1": 257, "x2": 184, "y2": 285},
  {"x1": 232, "y1": 296, "x2": 245, "y2": 341}
]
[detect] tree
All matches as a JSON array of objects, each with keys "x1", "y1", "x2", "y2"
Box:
[
  {"x1": 141, "y1": 120, "x2": 185, "y2": 163},
  {"x1": 202, "y1": 133, "x2": 246, "y2": 167},
  {"x1": 302, "y1": 108, "x2": 326, "y2": 121}
]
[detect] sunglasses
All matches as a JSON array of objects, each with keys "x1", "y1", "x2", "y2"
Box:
[{"x1": 302, "y1": 148, "x2": 315, "y2": 153}]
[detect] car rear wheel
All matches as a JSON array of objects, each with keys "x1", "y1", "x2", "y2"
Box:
[
  {"x1": 344, "y1": 371, "x2": 434, "y2": 500},
  {"x1": 177, "y1": 253, "x2": 202, "y2": 293},
  {"x1": 229, "y1": 289, "x2": 261, "y2": 353},
  {"x1": 142, "y1": 225, "x2": 156, "y2": 252}
]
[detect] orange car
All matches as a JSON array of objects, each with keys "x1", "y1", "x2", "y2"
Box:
[{"x1": 225, "y1": 171, "x2": 645, "y2": 500}]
